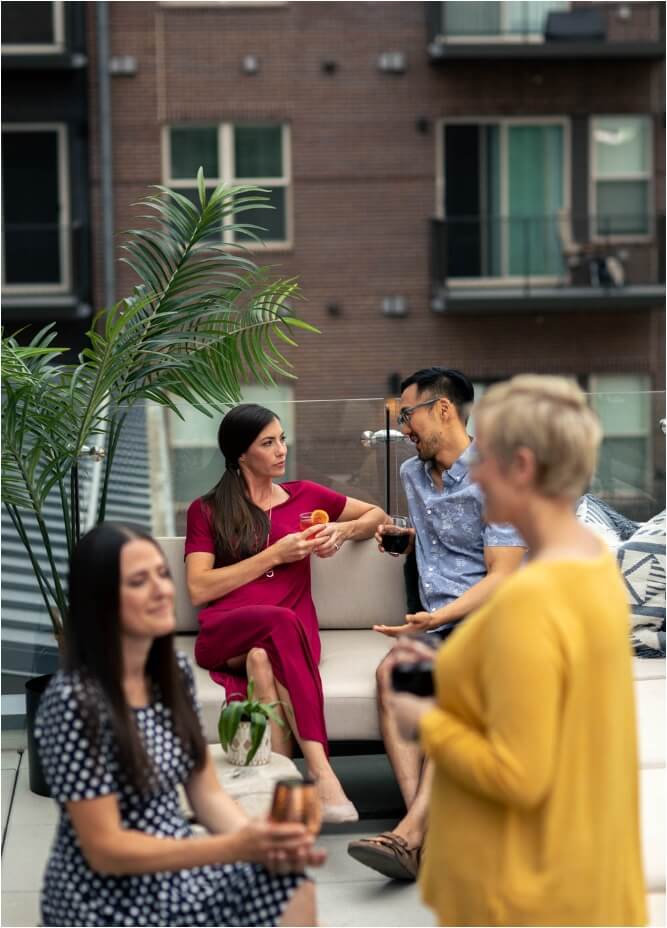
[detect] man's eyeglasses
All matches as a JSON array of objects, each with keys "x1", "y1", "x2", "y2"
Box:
[{"x1": 396, "y1": 398, "x2": 439, "y2": 427}]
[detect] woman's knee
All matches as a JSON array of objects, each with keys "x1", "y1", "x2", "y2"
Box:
[
  {"x1": 246, "y1": 646, "x2": 271, "y2": 677},
  {"x1": 376, "y1": 652, "x2": 392, "y2": 688}
]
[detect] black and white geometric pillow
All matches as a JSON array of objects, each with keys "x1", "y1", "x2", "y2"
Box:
[
  {"x1": 576, "y1": 494, "x2": 639, "y2": 547},
  {"x1": 617, "y1": 510, "x2": 666, "y2": 658}
]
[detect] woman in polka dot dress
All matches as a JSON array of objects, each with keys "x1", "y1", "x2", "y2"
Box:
[{"x1": 35, "y1": 522, "x2": 324, "y2": 927}]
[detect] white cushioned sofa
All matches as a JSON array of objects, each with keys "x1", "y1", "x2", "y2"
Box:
[{"x1": 159, "y1": 536, "x2": 665, "y2": 917}]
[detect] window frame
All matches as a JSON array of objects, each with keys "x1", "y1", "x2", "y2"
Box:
[
  {"x1": 435, "y1": 115, "x2": 571, "y2": 287},
  {"x1": 588, "y1": 373, "x2": 653, "y2": 497},
  {"x1": 589, "y1": 115, "x2": 654, "y2": 243},
  {"x1": 1, "y1": 122, "x2": 71, "y2": 294},
  {"x1": 440, "y1": 0, "x2": 570, "y2": 44},
  {"x1": 162, "y1": 123, "x2": 293, "y2": 250},
  {"x1": 1, "y1": 0, "x2": 65, "y2": 55}
]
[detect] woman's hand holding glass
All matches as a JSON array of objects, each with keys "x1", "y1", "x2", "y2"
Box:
[
  {"x1": 272, "y1": 525, "x2": 323, "y2": 564},
  {"x1": 311, "y1": 522, "x2": 345, "y2": 558},
  {"x1": 233, "y1": 819, "x2": 326, "y2": 874},
  {"x1": 383, "y1": 638, "x2": 437, "y2": 741}
]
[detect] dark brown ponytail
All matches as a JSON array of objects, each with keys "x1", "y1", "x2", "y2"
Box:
[{"x1": 202, "y1": 404, "x2": 278, "y2": 563}]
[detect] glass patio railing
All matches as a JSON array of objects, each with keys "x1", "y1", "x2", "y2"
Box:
[{"x1": 2, "y1": 390, "x2": 665, "y2": 731}]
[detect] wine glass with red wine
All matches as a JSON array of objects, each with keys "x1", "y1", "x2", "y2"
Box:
[{"x1": 382, "y1": 516, "x2": 411, "y2": 555}]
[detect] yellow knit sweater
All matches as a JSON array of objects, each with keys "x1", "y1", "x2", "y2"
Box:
[{"x1": 419, "y1": 551, "x2": 646, "y2": 926}]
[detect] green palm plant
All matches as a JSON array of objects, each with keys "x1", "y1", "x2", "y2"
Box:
[{"x1": 2, "y1": 169, "x2": 317, "y2": 647}]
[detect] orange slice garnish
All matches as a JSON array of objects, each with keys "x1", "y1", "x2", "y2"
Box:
[{"x1": 311, "y1": 509, "x2": 330, "y2": 525}]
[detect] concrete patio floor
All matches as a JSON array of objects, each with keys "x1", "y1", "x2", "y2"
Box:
[
  {"x1": 2, "y1": 747, "x2": 664, "y2": 927},
  {"x1": 1, "y1": 748, "x2": 436, "y2": 928}
]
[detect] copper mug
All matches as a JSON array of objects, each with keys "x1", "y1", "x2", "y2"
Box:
[{"x1": 269, "y1": 777, "x2": 321, "y2": 835}]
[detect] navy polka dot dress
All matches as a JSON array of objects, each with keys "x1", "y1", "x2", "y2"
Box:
[{"x1": 35, "y1": 653, "x2": 304, "y2": 927}]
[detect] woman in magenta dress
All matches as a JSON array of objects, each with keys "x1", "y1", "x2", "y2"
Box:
[{"x1": 186, "y1": 404, "x2": 386, "y2": 822}]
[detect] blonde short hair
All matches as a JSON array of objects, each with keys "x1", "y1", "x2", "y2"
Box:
[{"x1": 475, "y1": 375, "x2": 602, "y2": 500}]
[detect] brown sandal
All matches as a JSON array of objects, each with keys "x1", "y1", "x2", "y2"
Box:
[{"x1": 347, "y1": 831, "x2": 421, "y2": 881}]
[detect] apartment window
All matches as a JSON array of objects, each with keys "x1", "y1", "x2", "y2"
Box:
[
  {"x1": 164, "y1": 124, "x2": 291, "y2": 246},
  {"x1": 442, "y1": 1, "x2": 568, "y2": 41},
  {"x1": 167, "y1": 385, "x2": 295, "y2": 522},
  {"x1": 589, "y1": 374, "x2": 651, "y2": 496},
  {"x1": 1, "y1": 1, "x2": 64, "y2": 53},
  {"x1": 592, "y1": 117, "x2": 652, "y2": 237},
  {"x1": 439, "y1": 119, "x2": 567, "y2": 279},
  {"x1": 1, "y1": 124, "x2": 69, "y2": 291}
]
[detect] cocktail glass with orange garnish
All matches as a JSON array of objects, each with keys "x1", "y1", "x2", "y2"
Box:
[{"x1": 299, "y1": 509, "x2": 330, "y2": 532}]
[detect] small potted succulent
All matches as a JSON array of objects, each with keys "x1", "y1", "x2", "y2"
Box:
[{"x1": 218, "y1": 679, "x2": 285, "y2": 766}]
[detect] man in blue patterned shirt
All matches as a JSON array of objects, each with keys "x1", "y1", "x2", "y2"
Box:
[{"x1": 348, "y1": 367, "x2": 525, "y2": 881}]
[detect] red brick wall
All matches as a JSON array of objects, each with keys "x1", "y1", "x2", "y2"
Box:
[{"x1": 86, "y1": 1, "x2": 665, "y2": 401}]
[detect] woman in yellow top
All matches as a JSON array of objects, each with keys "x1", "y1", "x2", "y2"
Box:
[{"x1": 389, "y1": 375, "x2": 646, "y2": 927}]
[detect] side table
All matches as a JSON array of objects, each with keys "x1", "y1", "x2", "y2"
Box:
[{"x1": 209, "y1": 744, "x2": 302, "y2": 818}]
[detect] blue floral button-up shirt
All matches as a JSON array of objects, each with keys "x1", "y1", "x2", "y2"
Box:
[{"x1": 400, "y1": 441, "x2": 525, "y2": 618}]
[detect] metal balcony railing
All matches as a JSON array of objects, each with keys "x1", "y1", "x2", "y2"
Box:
[{"x1": 430, "y1": 212, "x2": 666, "y2": 295}]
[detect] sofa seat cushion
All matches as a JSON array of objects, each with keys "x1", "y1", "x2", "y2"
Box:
[
  {"x1": 641, "y1": 767, "x2": 666, "y2": 892},
  {"x1": 635, "y1": 678, "x2": 666, "y2": 768},
  {"x1": 176, "y1": 635, "x2": 225, "y2": 743},
  {"x1": 634, "y1": 658, "x2": 666, "y2": 681},
  {"x1": 319, "y1": 630, "x2": 393, "y2": 741}
]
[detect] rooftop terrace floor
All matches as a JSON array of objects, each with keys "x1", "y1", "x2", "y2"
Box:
[{"x1": 2, "y1": 747, "x2": 664, "y2": 927}]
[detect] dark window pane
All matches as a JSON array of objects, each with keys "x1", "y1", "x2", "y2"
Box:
[
  {"x1": 2, "y1": 130, "x2": 61, "y2": 284},
  {"x1": 235, "y1": 187, "x2": 286, "y2": 242},
  {"x1": 2, "y1": 2, "x2": 55, "y2": 45},
  {"x1": 235, "y1": 126, "x2": 283, "y2": 178},
  {"x1": 170, "y1": 128, "x2": 218, "y2": 180},
  {"x1": 596, "y1": 181, "x2": 649, "y2": 236}
]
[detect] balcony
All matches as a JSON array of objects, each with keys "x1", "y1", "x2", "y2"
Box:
[
  {"x1": 430, "y1": 212, "x2": 666, "y2": 314},
  {"x1": 427, "y1": 1, "x2": 665, "y2": 61},
  {"x1": 1, "y1": 222, "x2": 91, "y2": 322}
]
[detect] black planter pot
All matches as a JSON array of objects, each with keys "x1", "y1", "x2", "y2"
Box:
[{"x1": 25, "y1": 674, "x2": 53, "y2": 797}]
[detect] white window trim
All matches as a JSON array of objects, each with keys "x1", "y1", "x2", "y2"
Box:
[
  {"x1": 1, "y1": 1, "x2": 65, "y2": 54},
  {"x1": 589, "y1": 115, "x2": 654, "y2": 244},
  {"x1": 162, "y1": 123, "x2": 293, "y2": 250},
  {"x1": 588, "y1": 375, "x2": 653, "y2": 496},
  {"x1": 435, "y1": 115, "x2": 571, "y2": 286},
  {"x1": 440, "y1": 1, "x2": 570, "y2": 44},
  {"x1": 1, "y1": 123, "x2": 71, "y2": 294}
]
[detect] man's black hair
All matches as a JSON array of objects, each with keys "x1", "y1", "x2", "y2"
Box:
[{"x1": 400, "y1": 367, "x2": 474, "y2": 421}]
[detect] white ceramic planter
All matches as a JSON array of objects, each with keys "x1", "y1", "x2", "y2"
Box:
[{"x1": 226, "y1": 721, "x2": 272, "y2": 767}]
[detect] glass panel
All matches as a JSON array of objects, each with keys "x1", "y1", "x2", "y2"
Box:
[
  {"x1": 592, "y1": 376, "x2": 650, "y2": 435},
  {"x1": 235, "y1": 187, "x2": 286, "y2": 241},
  {"x1": 508, "y1": 124, "x2": 563, "y2": 275},
  {"x1": 235, "y1": 126, "x2": 283, "y2": 179},
  {"x1": 170, "y1": 127, "x2": 218, "y2": 180},
  {"x1": 596, "y1": 181, "x2": 649, "y2": 235},
  {"x1": 2, "y1": 1, "x2": 54, "y2": 45},
  {"x1": 595, "y1": 437, "x2": 649, "y2": 495},
  {"x1": 506, "y1": 1, "x2": 568, "y2": 34},
  {"x1": 444, "y1": 2, "x2": 500, "y2": 37},
  {"x1": 594, "y1": 117, "x2": 650, "y2": 178},
  {"x1": 2, "y1": 130, "x2": 61, "y2": 284}
]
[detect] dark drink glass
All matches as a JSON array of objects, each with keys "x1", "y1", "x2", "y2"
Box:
[
  {"x1": 382, "y1": 516, "x2": 410, "y2": 555},
  {"x1": 269, "y1": 777, "x2": 321, "y2": 835}
]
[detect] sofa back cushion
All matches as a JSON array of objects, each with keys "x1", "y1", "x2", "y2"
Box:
[{"x1": 157, "y1": 536, "x2": 407, "y2": 633}]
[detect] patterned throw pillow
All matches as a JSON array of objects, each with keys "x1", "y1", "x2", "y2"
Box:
[
  {"x1": 617, "y1": 511, "x2": 666, "y2": 658},
  {"x1": 576, "y1": 494, "x2": 639, "y2": 549}
]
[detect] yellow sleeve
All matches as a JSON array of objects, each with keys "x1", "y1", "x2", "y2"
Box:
[{"x1": 419, "y1": 587, "x2": 564, "y2": 810}]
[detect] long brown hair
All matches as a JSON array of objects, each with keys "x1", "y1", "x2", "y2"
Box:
[
  {"x1": 65, "y1": 522, "x2": 206, "y2": 793},
  {"x1": 202, "y1": 403, "x2": 279, "y2": 563}
]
